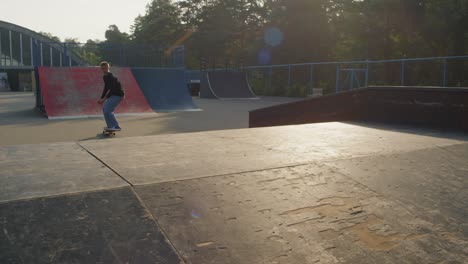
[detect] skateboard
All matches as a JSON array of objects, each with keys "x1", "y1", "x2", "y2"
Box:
[{"x1": 102, "y1": 128, "x2": 120, "y2": 137}]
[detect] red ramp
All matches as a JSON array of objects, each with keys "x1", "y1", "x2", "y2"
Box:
[{"x1": 37, "y1": 67, "x2": 153, "y2": 119}]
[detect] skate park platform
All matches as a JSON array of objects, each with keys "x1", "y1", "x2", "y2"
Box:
[
  {"x1": 250, "y1": 86, "x2": 468, "y2": 131},
  {"x1": 1, "y1": 121, "x2": 467, "y2": 263}
]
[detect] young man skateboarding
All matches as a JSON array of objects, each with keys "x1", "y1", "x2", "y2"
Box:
[{"x1": 98, "y1": 61, "x2": 125, "y2": 131}]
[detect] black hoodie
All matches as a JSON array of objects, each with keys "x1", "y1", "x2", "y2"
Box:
[{"x1": 101, "y1": 72, "x2": 125, "y2": 99}]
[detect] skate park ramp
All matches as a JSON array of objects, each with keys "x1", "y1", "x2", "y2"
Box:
[
  {"x1": 37, "y1": 67, "x2": 153, "y2": 119},
  {"x1": 199, "y1": 71, "x2": 217, "y2": 99},
  {"x1": 1, "y1": 123, "x2": 467, "y2": 263},
  {"x1": 131, "y1": 68, "x2": 198, "y2": 112},
  {"x1": 200, "y1": 71, "x2": 257, "y2": 99},
  {"x1": 250, "y1": 86, "x2": 468, "y2": 131}
]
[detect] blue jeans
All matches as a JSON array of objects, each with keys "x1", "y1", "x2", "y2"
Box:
[{"x1": 103, "y1": 95, "x2": 123, "y2": 128}]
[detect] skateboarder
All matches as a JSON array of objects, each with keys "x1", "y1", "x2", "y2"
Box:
[{"x1": 97, "y1": 61, "x2": 125, "y2": 131}]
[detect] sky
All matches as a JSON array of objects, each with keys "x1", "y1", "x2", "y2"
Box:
[{"x1": 2, "y1": 0, "x2": 152, "y2": 43}]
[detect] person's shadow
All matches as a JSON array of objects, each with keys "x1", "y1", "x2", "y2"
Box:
[{"x1": 79, "y1": 133, "x2": 116, "y2": 141}]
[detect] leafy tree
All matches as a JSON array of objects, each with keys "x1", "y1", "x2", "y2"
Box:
[
  {"x1": 104, "y1": 25, "x2": 130, "y2": 43},
  {"x1": 178, "y1": 0, "x2": 267, "y2": 67},
  {"x1": 330, "y1": 0, "x2": 429, "y2": 60},
  {"x1": 263, "y1": 0, "x2": 334, "y2": 63},
  {"x1": 64, "y1": 38, "x2": 80, "y2": 44},
  {"x1": 132, "y1": 0, "x2": 183, "y2": 46},
  {"x1": 78, "y1": 39, "x2": 103, "y2": 66},
  {"x1": 38, "y1": 32, "x2": 61, "y2": 43},
  {"x1": 424, "y1": 0, "x2": 468, "y2": 85},
  {"x1": 88, "y1": 0, "x2": 467, "y2": 74}
]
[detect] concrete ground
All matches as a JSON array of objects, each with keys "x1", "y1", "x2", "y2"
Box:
[
  {"x1": 1, "y1": 91, "x2": 467, "y2": 263},
  {"x1": 0, "y1": 92, "x2": 302, "y2": 146}
]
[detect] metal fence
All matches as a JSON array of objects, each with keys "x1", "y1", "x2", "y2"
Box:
[
  {"x1": 0, "y1": 31, "x2": 185, "y2": 90},
  {"x1": 0, "y1": 36, "x2": 185, "y2": 69},
  {"x1": 243, "y1": 55, "x2": 468, "y2": 97}
]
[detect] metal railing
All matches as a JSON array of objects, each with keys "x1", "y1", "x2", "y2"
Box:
[
  {"x1": 241, "y1": 55, "x2": 468, "y2": 97},
  {"x1": 0, "y1": 38, "x2": 185, "y2": 69}
]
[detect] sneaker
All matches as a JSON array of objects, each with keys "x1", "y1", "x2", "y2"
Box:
[{"x1": 108, "y1": 127, "x2": 121, "y2": 131}]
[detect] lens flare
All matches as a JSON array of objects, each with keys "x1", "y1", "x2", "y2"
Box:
[
  {"x1": 191, "y1": 210, "x2": 201, "y2": 219},
  {"x1": 264, "y1": 27, "x2": 284, "y2": 47}
]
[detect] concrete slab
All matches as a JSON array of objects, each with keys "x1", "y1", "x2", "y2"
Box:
[
  {"x1": 80, "y1": 123, "x2": 466, "y2": 186},
  {"x1": 0, "y1": 187, "x2": 183, "y2": 264},
  {"x1": 0, "y1": 94, "x2": 301, "y2": 146},
  {"x1": 324, "y1": 143, "x2": 468, "y2": 238},
  {"x1": 1, "y1": 122, "x2": 467, "y2": 263},
  {"x1": 0, "y1": 142, "x2": 128, "y2": 202},
  {"x1": 214, "y1": 122, "x2": 467, "y2": 161},
  {"x1": 79, "y1": 132, "x2": 306, "y2": 185},
  {"x1": 135, "y1": 163, "x2": 468, "y2": 264}
]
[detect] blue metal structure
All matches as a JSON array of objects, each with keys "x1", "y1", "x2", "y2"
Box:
[
  {"x1": 336, "y1": 68, "x2": 369, "y2": 92},
  {"x1": 0, "y1": 20, "x2": 86, "y2": 69},
  {"x1": 0, "y1": 20, "x2": 185, "y2": 69}
]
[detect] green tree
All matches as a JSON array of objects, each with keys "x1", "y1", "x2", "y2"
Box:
[
  {"x1": 262, "y1": 0, "x2": 334, "y2": 63},
  {"x1": 178, "y1": 0, "x2": 267, "y2": 67},
  {"x1": 38, "y1": 32, "x2": 61, "y2": 42},
  {"x1": 330, "y1": 0, "x2": 429, "y2": 60},
  {"x1": 424, "y1": 0, "x2": 468, "y2": 85},
  {"x1": 78, "y1": 39, "x2": 103, "y2": 66},
  {"x1": 64, "y1": 38, "x2": 80, "y2": 44},
  {"x1": 132, "y1": 0, "x2": 183, "y2": 46},
  {"x1": 104, "y1": 25, "x2": 130, "y2": 43}
]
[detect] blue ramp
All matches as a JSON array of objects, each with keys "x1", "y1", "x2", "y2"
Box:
[
  {"x1": 131, "y1": 68, "x2": 198, "y2": 111},
  {"x1": 200, "y1": 72, "x2": 217, "y2": 99}
]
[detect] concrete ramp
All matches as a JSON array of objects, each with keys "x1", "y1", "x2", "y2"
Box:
[
  {"x1": 131, "y1": 68, "x2": 198, "y2": 112},
  {"x1": 37, "y1": 67, "x2": 153, "y2": 119},
  {"x1": 250, "y1": 86, "x2": 468, "y2": 131},
  {"x1": 200, "y1": 71, "x2": 257, "y2": 99}
]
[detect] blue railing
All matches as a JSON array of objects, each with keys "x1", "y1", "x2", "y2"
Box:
[
  {"x1": 241, "y1": 55, "x2": 468, "y2": 95},
  {"x1": 1, "y1": 38, "x2": 185, "y2": 69}
]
